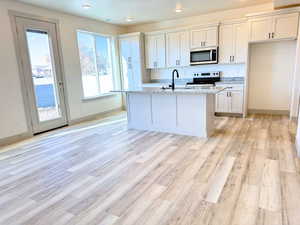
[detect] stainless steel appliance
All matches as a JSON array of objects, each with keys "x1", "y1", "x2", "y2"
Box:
[
  {"x1": 190, "y1": 47, "x2": 218, "y2": 65},
  {"x1": 186, "y1": 72, "x2": 220, "y2": 87}
]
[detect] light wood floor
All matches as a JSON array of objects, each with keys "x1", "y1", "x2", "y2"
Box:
[{"x1": 0, "y1": 113, "x2": 300, "y2": 225}]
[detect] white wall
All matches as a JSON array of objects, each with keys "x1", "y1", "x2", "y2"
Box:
[
  {"x1": 248, "y1": 41, "x2": 296, "y2": 111},
  {"x1": 127, "y1": 3, "x2": 273, "y2": 32},
  {"x1": 0, "y1": 0, "x2": 127, "y2": 140},
  {"x1": 150, "y1": 64, "x2": 246, "y2": 80}
]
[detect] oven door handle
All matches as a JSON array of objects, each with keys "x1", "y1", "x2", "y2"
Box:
[{"x1": 210, "y1": 50, "x2": 213, "y2": 61}]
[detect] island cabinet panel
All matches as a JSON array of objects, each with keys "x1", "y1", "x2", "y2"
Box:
[
  {"x1": 177, "y1": 94, "x2": 214, "y2": 137},
  {"x1": 152, "y1": 94, "x2": 177, "y2": 131},
  {"x1": 126, "y1": 92, "x2": 216, "y2": 138},
  {"x1": 127, "y1": 93, "x2": 152, "y2": 130}
]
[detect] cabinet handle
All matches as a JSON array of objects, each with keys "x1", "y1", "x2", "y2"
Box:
[
  {"x1": 178, "y1": 59, "x2": 180, "y2": 66},
  {"x1": 268, "y1": 33, "x2": 271, "y2": 39},
  {"x1": 201, "y1": 42, "x2": 203, "y2": 47},
  {"x1": 272, "y1": 32, "x2": 275, "y2": 39},
  {"x1": 232, "y1": 56, "x2": 234, "y2": 63},
  {"x1": 203, "y1": 41, "x2": 205, "y2": 46}
]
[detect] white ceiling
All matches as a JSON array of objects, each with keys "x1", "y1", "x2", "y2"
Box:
[{"x1": 16, "y1": 0, "x2": 272, "y2": 26}]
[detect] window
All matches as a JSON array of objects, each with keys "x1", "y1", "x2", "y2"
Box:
[{"x1": 77, "y1": 31, "x2": 114, "y2": 98}]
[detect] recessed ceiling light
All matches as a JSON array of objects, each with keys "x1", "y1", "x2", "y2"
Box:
[
  {"x1": 82, "y1": 3, "x2": 92, "y2": 9},
  {"x1": 126, "y1": 17, "x2": 134, "y2": 22}
]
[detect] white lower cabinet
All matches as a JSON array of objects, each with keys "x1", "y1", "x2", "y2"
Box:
[{"x1": 215, "y1": 87, "x2": 244, "y2": 114}]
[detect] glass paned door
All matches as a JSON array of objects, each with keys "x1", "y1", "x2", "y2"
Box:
[
  {"x1": 26, "y1": 29, "x2": 61, "y2": 122},
  {"x1": 15, "y1": 17, "x2": 67, "y2": 134}
]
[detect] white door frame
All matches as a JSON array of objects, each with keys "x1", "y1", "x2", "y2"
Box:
[{"x1": 9, "y1": 10, "x2": 70, "y2": 135}]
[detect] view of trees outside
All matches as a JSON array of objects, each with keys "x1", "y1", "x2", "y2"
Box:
[{"x1": 77, "y1": 32, "x2": 114, "y2": 97}]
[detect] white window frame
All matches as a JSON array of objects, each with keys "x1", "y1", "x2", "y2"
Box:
[{"x1": 76, "y1": 30, "x2": 117, "y2": 100}]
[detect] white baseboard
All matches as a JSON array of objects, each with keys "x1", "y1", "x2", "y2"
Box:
[
  {"x1": 0, "y1": 108, "x2": 124, "y2": 148},
  {"x1": 248, "y1": 109, "x2": 289, "y2": 115},
  {"x1": 69, "y1": 107, "x2": 124, "y2": 125},
  {"x1": 0, "y1": 132, "x2": 32, "y2": 147}
]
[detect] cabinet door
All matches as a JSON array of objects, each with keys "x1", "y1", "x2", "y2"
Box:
[
  {"x1": 155, "y1": 34, "x2": 166, "y2": 68},
  {"x1": 190, "y1": 29, "x2": 206, "y2": 49},
  {"x1": 233, "y1": 23, "x2": 248, "y2": 63},
  {"x1": 119, "y1": 38, "x2": 131, "y2": 89},
  {"x1": 145, "y1": 35, "x2": 156, "y2": 68},
  {"x1": 219, "y1": 25, "x2": 234, "y2": 64},
  {"x1": 216, "y1": 92, "x2": 229, "y2": 113},
  {"x1": 230, "y1": 91, "x2": 243, "y2": 113},
  {"x1": 205, "y1": 27, "x2": 218, "y2": 47},
  {"x1": 166, "y1": 32, "x2": 180, "y2": 68},
  {"x1": 178, "y1": 31, "x2": 190, "y2": 66},
  {"x1": 129, "y1": 37, "x2": 142, "y2": 89},
  {"x1": 249, "y1": 17, "x2": 272, "y2": 42},
  {"x1": 273, "y1": 13, "x2": 299, "y2": 40}
]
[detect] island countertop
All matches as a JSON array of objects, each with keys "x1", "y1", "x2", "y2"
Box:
[{"x1": 112, "y1": 86, "x2": 227, "y2": 95}]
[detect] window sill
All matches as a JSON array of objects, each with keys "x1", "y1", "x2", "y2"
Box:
[{"x1": 82, "y1": 93, "x2": 118, "y2": 102}]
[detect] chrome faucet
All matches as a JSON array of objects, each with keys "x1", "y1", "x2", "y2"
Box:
[{"x1": 171, "y1": 69, "x2": 179, "y2": 90}]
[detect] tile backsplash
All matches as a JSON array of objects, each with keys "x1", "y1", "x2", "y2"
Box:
[{"x1": 150, "y1": 63, "x2": 246, "y2": 80}]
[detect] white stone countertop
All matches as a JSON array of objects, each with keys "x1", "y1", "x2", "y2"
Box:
[{"x1": 112, "y1": 86, "x2": 227, "y2": 95}]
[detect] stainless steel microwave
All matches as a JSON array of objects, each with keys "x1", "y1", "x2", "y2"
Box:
[{"x1": 190, "y1": 47, "x2": 218, "y2": 65}]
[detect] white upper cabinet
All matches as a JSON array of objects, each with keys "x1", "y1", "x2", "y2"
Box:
[
  {"x1": 145, "y1": 33, "x2": 166, "y2": 69},
  {"x1": 190, "y1": 26, "x2": 218, "y2": 49},
  {"x1": 234, "y1": 23, "x2": 248, "y2": 63},
  {"x1": 219, "y1": 25, "x2": 233, "y2": 64},
  {"x1": 249, "y1": 17, "x2": 272, "y2": 42},
  {"x1": 219, "y1": 22, "x2": 248, "y2": 64},
  {"x1": 273, "y1": 13, "x2": 299, "y2": 40},
  {"x1": 249, "y1": 12, "x2": 299, "y2": 42},
  {"x1": 166, "y1": 30, "x2": 189, "y2": 68}
]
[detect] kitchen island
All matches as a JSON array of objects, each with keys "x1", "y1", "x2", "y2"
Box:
[{"x1": 113, "y1": 86, "x2": 225, "y2": 137}]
